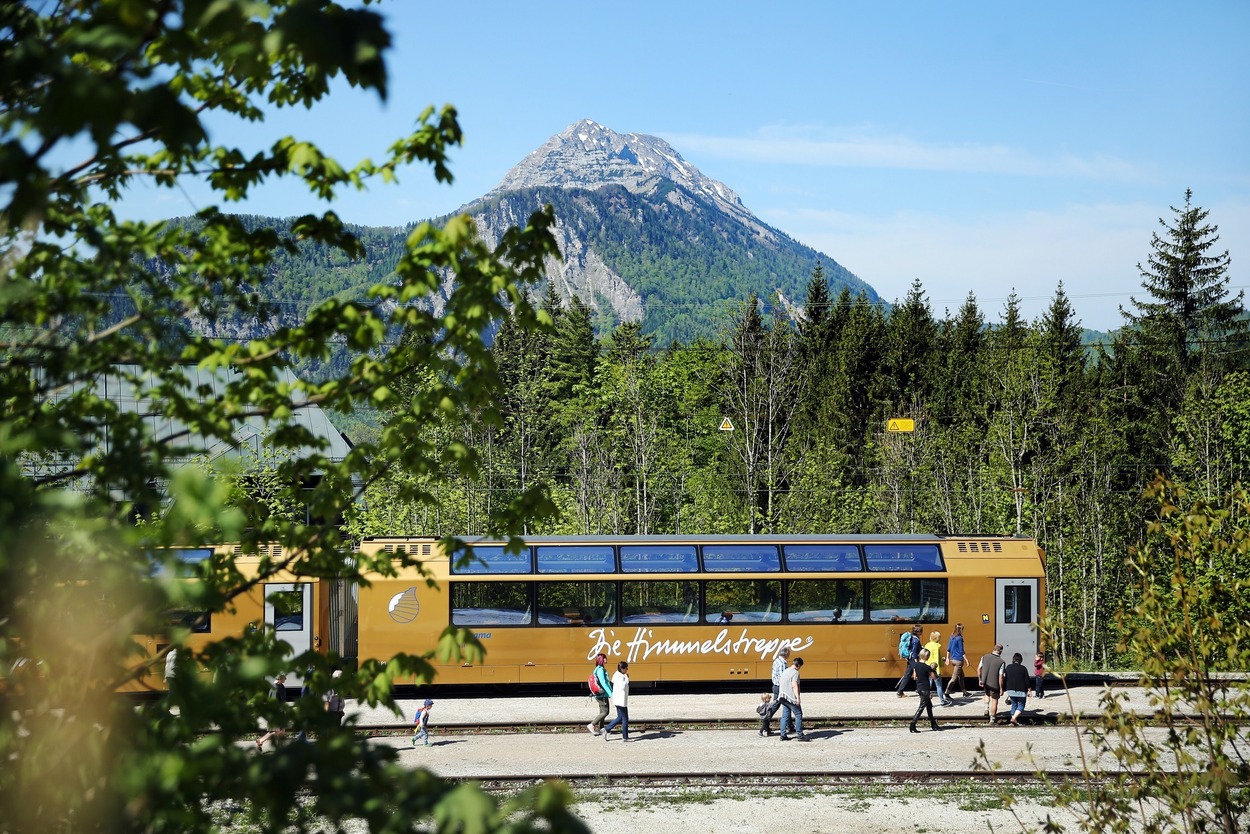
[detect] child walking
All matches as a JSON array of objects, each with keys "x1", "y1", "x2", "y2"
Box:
[
  {"x1": 412, "y1": 698, "x2": 433, "y2": 747},
  {"x1": 756, "y1": 693, "x2": 773, "y2": 737},
  {"x1": 1033, "y1": 653, "x2": 1046, "y2": 698}
]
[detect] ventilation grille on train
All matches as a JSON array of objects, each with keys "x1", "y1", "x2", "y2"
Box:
[
  {"x1": 232, "y1": 544, "x2": 284, "y2": 557},
  {"x1": 381, "y1": 542, "x2": 432, "y2": 557},
  {"x1": 957, "y1": 541, "x2": 1003, "y2": 553}
]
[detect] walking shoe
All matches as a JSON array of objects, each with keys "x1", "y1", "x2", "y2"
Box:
[
  {"x1": 779, "y1": 735, "x2": 791, "y2": 741},
  {"x1": 587, "y1": 722, "x2": 598, "y2": 736},
  {"x1": 603, "y1": 729, "x2": 610, "y2": 741},
  {"x1": 424, "y1": 741, "x2": 430, "y2": 747},
  {"x1": 897, "y1": 692, "x2": 906, "y2": 698},
  {"x1": 758, "y1": 730, "x2": 765, "y2": 737},
  {"x1": 941, "y1": 700, "x2": 954, "y2": 707},
  {"x1": 795, "y1": 735, "x2": 810, "y2": 742}
]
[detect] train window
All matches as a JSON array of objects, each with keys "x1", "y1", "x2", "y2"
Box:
[
  {"x1": 536, "y1": 545, "x2": 615, "y2": 574},
  {"x1": 782, "y1": 544, "x2": 863, "y2": 572},
  {"x1": 449, "y1": 544, "x2": 532, "y2": 574},
  {"x1": 704, "y1": 579, "x2": 781, "y2": 623},
  {"x1": 268, "y1": 589, "x2": 305, "y2": 632},
  {"x1": 866, "y1": 579, "x2": 948, "y2": 622},
  {"x1": 537, "y1": 581, "x2": 616, "y2": 624},
  {"x1": 167, "y1": 610, "x2": 211, "y2": 633},
  {"x1": 785, "y1": 579, "x2": 865, "y2": 623},
  {"x1": 619, "y1": 544, "x2": 698, "y2": 573},
  {"x1": 863, "y1": 544, "x2": 944, "y2": 572},
  {"x1": 621, "y1": 580, "x2": 699, "y2": 623},
  {"x1": 701, "y1": 544, "x2": 781, "y2": 572},
  {"x1": 1003, "y1": 585, "x2": 1032, "y2": 624},
  {"x1": 450, "y1": 582, "x2": 532, "y2": 625}
]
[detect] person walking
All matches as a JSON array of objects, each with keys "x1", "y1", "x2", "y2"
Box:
[
  {"x1": 1033, "y1": 652, "x2": 1046, "y2": 698},
  {"x1": 923, "y1": 630, "x2": 954, "y2": 706},
  {"x1": 761, "y1": 645, "x2": 791, "y2": 735},
  {"x1": 908, "y1": 648, "x2": 940, "y2": 733},
  {"x1": 412, "y1": 698, "x2": 434, "y2": 747},
  {"x1": 256, "y1": 673, "x2": 289, "y2": 751},
  {"x1": 755, "y1": 693, "x2": 773, "y2": 737},
  {"x1": 946, "y1": 623, "x2": 967, "y2": 696},
  {"x1": 894, "y1": 625, "x2": 922, "y2": 697},
  {"x1": 1002, "y1": 652, "x2": 1031, "y2": 726},
  {"x1": 325, "y1": 668, "x2": 346, "y2": 726},
  {"x1": 587, "y1": 652, "x2": 613, "y2": 736},
  {"x1": 977, "y1": 644, "x2": 1007, "y2": 723},
  {"x1": 777, "y1": 657, "x2": 809, "y2": 742},
  {"x1": 602, "y1": 661, "x2": 631, "y2": 741}
]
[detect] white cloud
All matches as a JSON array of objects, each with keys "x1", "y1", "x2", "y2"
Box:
[{"x1": 666, "y1": 125, "x2": 1147, "y2": 182}]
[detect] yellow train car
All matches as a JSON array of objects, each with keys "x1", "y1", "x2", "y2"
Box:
[
  {"x1": 123, "y1": 545, "x2": 335, "y2": 692},
  {"x1": 353, "y1": 534, "x2": 1045, "y2": 686}
]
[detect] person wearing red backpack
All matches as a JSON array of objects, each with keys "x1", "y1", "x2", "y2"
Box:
[{"x1": 586, "y1": 652, "x2": 613, "y2": 736}]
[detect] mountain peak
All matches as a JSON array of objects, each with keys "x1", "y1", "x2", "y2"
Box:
[{"x1": 486, "y1": 120, "x2": 752, "y2": 222}]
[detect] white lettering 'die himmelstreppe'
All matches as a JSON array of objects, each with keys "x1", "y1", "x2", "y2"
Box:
[{"x1": 586, "y1": 627, "x2": 814, "y2": 663}]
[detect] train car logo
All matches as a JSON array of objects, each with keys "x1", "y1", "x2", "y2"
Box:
[{"x1": 388, "y1": 587, "x2": 421, "y2": 623}]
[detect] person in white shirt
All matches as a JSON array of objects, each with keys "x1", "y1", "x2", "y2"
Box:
[
  {"x1": 602, "y1": 661, "x2": 631, "y2": 741},
  {"x1": 777, "y1": 656, "x2": 809, "y2": 741},
  {"x1": 760, "y1": 646, "x2": 791, "y2": 736}
]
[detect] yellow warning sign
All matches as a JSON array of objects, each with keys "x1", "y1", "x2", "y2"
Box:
[
  {"x1": 718, "y1": 417, "x2": 735, "y2": 432},
  {"x1": 887, "y1": 418, "x2": 915, "y2": 433}
]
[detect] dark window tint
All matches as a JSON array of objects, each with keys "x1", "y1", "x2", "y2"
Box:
[
  {"x1": 174, "y1": 548, "x2": 213, "y2": 563},
  {"x1": 621, "y1": 580, "x2": 699, "y2": 622},
  {"x1": 537, "y1": 581, "x2": 616, "y2": 624},
  {"x1": 701, "y1": 544, "x2": 781, "y2": 572},
  {"x1": 450, "y1": 544, "x2": 532, "y2": 574},
  {"x1": 168, "y1": 610, "x2": 211, "y2": 633},
  {"x1": 704, "y1": 579, "x2": 781, "y2": 623},
  {"x1": 864, "y1": 543, "x2": 944, "y2": 572},
  {"x1": 783, "y1": 544, "x2": 863, "y2": 572},
  {"x1": 620, "y1": 544, "x2": 698, "y2": 573},
  {"x1": 536, "y1": 545, "x2": 615, "y2": 574},
  {"x1": 786, "y1": 579, "x2": 865, "y2": 623},
  {"x1": 451, "y1": 582, "x2": 531, "y2": 625},
  {"x1": 269, "y1": 589, "x2": 304, "y2": 632},
  {"x1": 1003, "y1": 585, "x2": 1033, "y2": 625},
  {"x1": 867, "y1": 578, "x2": 948, "y2": 622}
]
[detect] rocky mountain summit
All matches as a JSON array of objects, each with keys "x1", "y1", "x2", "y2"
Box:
[
  {"x1": 457, "y1": 120, "x2": 878, "y2": 343},
  {"x1": 485, "y1": 119, "x2": 761, "y2": 232}
]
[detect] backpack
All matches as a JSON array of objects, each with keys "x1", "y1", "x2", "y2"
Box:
[
  {"x1": 898, "y1": 632, "x2": 911, "y2": 660},
  {"x1": 587, "y1": 669, "x2": 604, "y2": 696}
]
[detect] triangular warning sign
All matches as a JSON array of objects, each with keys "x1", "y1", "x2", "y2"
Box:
[{"x1": 718, "y1": 417, "x2": 734, "y2": 431}]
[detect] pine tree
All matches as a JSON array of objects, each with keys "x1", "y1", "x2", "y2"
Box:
[{"x1": 1122, "y1": 189, "x2": 1244, "y2": 378}]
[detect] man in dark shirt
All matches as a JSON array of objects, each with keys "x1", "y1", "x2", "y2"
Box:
[
  {"x1": 977, "y1": 643, "x2": 1007, "y2": 723},
  {"x1": 908, "y1": 648, "x2": 940, "y2": 732}
]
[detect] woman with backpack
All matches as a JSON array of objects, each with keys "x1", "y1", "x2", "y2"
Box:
[
  {"x1": 586, "y1": 653, "x2": 613, "y2": 736},
  {"x1": 602, "y1": 661, "x2": 631, "y2": 741}
]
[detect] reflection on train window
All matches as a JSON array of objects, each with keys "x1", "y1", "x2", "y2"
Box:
[
  {"x1": 537, "y1": 581, "x2": 616, "y2": 624},
  {"x1": 168, "y1": 609, "x2": 212, "y2": 634},
  {"x1": 536, "y1": 545, "x2": 615, "y2": 574},
  {"x1": 621, "y1": 580, "x2": 699, "y2": 622},
  {"x1": 1003, "y1": 585, "x2": 1032, "y2": 624},
  {"x1": 701, "y1": 544, "x2": 781, "y2": 572},
  {"x1": 867, "y1": 579, "x2": 948, "y2": 622},
  {"x1": 782, "y1": 544, "x2": 863, "y2": 572},
  {"x1": 451, "y1": 582, "x2": 532, "y2": 625},
  {"x1": 619, "y1": 545, "x2": 698, "y2": 573},
  {"x1": 863, "y1": 544, "x2": 944, "y2": 572},
  {"x1": 450, "y1": 545, "x2": 532, "y2": 574},
  {"x1": 704, "y1": 579, "x2": 782, "y2": 622},
  {"x1": 269, "y1": 590, "x2": 304, "y2": 631},
  {"x1": 786, "y1": 579, "x2": 865, "y2": 623}
]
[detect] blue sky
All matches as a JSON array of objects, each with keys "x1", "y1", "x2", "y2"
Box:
[{"x1": 138, "y1": 1, "x2": 1250, "y2": 332}]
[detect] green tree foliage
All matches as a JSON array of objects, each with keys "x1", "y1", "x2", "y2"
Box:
[
  {"x1": 992, "y1": 477, "x2": 1250, "y2": 834},
  {"x1": 0, "y1": 2, "x2": 580, "y2": 832}
]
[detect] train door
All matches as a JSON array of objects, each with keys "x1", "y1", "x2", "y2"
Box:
[
  {"x1": 994, "y1": 578, "x2": 1039, "y2": 663},
  {"x1": 265, "y1": 583, "x2": 313, "y2": 684}
]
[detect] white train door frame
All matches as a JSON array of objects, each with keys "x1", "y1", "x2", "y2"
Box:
[
  {"x1": 994, "y1": 578, "x2": 1039, "y2": 664},
  {"x1": 265, "y1": 583, "x2": 313, "y2": 685}
]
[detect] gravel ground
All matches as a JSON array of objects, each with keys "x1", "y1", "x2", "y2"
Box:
[{"x1": 572, "y1": 790, "x2": 1087, "y2": 834}]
